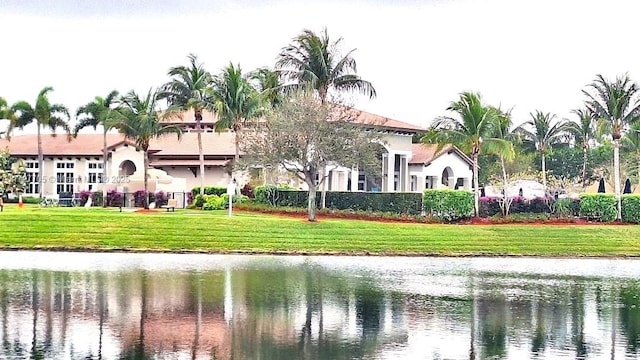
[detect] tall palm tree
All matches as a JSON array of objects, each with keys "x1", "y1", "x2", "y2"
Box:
[
  {"x1": 423, "y1": 92, "x2": 512, "y2": 216},
  {"x1": 251, "y1": 67, "x2": 286, "y2": 109},
  {"x1": 158, "y1": 54, "x2": 212, "y2": 196},
  {"x1": 74, "y1": 90, "x2": 120, "y2": 207},
  {"x1": 109, "y1": 89, "x2": 182, "y2": 209},
  {"x1": 622, "y1": 123, "x2": 640, "y2": 188},
  {"x1": 276, "y1": 28, "x2": 376, "y2": 104},
  {"x1": 492, "y1": 107, "x2": 517, "y2": 189},
  {"x1": 212, "y1": 63, "x2": 262, "y2": 168},
  {"x1": 515, "y1": 111, "x2": 568, "y2": 189},
  {"x1": 8, "y1": 87, "x2": 70, "y2": 197},
  {"x1": 0, "y1": 97, "x2": 17, "y2": 139},
  {"x1": 565, "y1": 108, "x2": 597, "y2": 186},
  {"x1": 583, "y1": 74, "x2": 640, "y2": 219}
]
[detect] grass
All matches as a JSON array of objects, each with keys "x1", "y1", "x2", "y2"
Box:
[{"x1": 1, "y1": 204, "x2": 639, "y2": 257}]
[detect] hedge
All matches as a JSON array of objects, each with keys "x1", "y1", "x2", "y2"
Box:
[
  {"x1": 479, "y1": 196, "x2": 554, "y2": 217},
  {"x1": 423, "y1": 190, "x2": 473, "y2": 221},
  {"x1": 191, "y1": 186, "x2": 228, "y2": 198},
  {"x1": 579, "y1": 194, "x2": 617, "y2": 222},
  {"x1": 622, "y1": 195, "x2": 640, "y2": 223}
]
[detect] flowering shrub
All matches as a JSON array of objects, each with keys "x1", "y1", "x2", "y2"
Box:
[
  {"x1": 106, "y1": 190, "x2": 123, "y2": 207},
  {"x1": 154, "y1": 191, "x2": 168, "y2": 206}
]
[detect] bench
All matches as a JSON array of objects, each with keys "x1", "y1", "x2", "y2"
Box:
[
  {"x1": 58, "y1": 192, "x2": 74, "y2": 207},
  {"x1": 161, "y1": 198, "x2": 178, "y2": 212}
]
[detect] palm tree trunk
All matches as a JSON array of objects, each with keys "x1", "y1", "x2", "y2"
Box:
[
  {"x1": 541, "y1": 152, "x2": 547, "y2": 189},
  {"x1": 143, "y1": 150, "x2": 149, "y2": 210},
  {"x1": 613, "y1": 140, "x2": 621, "y2": 220},
  {"x1": 473, "y1": 155, "x2": 479, "y2": 217},
  {"x1": 582, "y1": 146, "x2": 588, "y2": 188},
  {"x1": 500, "y1": 156, "x2": 510, "y2": 216},
  {"x1": 637, "y1": 152, "x2": 640, "y2": 188},
  {"x1": 234, "y1": 128, "x2": 241, "y2": 178},
  {"x1": 102, "y1": 129, "x2": 108, "y2": 208},
  {"x1": 37, "y1": 124, "x2": 43, "y2": 198},
  {"x1": 197, "y1": 120, "x2": 205, "y2": 196}
]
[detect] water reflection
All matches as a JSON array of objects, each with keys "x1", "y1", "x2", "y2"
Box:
[{"x1": 1, "y1": 253, "x2": 640, "y2": 359}]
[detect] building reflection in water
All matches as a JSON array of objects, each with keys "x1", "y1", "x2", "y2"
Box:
[{"x1": 0, "y1": 255, "x2": 639, "y2": 359}]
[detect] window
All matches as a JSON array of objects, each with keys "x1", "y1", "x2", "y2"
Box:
[
  {"x1": 25, "y1": 161, "x2": 39, "y2": 195},
  {"x1": 87, "y1": 162, "x2": 104, "y2": 191},
  {"x1": 56, "y1": 162, "x2": 75, "y2": 194},
  {"x1": 410, "y1": 175, "x2": 417, "y2": 192},
  {"x1": 358, "y1": 174, "x2": 366, "y2": 191}
]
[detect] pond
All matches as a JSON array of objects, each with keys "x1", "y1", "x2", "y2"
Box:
[{"x1": 0, "y1": 252, "x2": 639, "y2": 359}]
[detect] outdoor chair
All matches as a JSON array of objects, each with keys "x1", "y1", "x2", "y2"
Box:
[
  {"x1": 58, "y1": 192, "x2": 74, "y2": 207},
  {"x1": 161, "y1": 198, "x2": 178, "y2": 212}
]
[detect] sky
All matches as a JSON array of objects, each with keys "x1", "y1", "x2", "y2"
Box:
[{"x1": 1, "y1": 0, "x2": 640, "y2": 134}]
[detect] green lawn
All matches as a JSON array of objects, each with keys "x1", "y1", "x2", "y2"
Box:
[{"x1": 1, "y1": 204, "x2": 639, "y2": 257}]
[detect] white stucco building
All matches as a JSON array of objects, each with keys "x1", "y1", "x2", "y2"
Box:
[{"x1": 0, "y1": 109, "x2": 474, "y2": 196}]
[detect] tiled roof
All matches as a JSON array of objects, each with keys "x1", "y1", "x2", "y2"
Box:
[
  {"x1": 0, "y1": 131, "x2": 237, "y2": 158},
  {"x1": 410, "y1": 143, "x2": 473, "y2": 166},
  {"x1": 150, "y1": 159, "x2": 230, "y2": 166}
]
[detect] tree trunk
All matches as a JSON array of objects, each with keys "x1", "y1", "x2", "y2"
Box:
[
  {"x1": 320, "y1": 166, "x2": 327, "y2": 209},
  {"x1": 143, "y1": 149, "x2": 149, "y2": 210},
  {"x1": 582, "y1": 145, "x2": 588, "y2": 188},
  {"x1": 637, "y1": 153, "x2": 640, "y2": 188},
  {"x1": 500, "y1": 156, "x2": 510, "y2": 216},
  {"x1": 473, "y1": 155, "x2": 479, "y2": 217},
  {"x1": 37, "y1": 124, "x2": 43, "y2": 198},
  {"x1": 613, "y1": 140, "x2": 621, "y2": 220},
  {"x1": 541, "y1": 152, "x2": 547, "y2": 190},
  {"x1": 102, "y1": 129, "x2": 108, "y2": 207},
  {"x1": 197, "y1": 119, "x2": 205, "y2": 196},
  {"x1": 307, "y1": 178, "x2": 317, "y2": 222},
  {"x1": 234, "y1": 127, "x2": 241, "y2": 178}
]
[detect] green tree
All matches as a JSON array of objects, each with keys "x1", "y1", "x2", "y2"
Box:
[
  {"x1": 0, "y1": 148, "x2": 26, "y2": 197},
  {"x1": 158, "y1": 54, "x2": 212, "y2": 196},
  {"x1": 489, "y1": 107, "x2": 517, "y2": 215},
  {"x1": 74, "y1": 90, "x2": 120, "y2": 207},
  {"x1": 0, "y1": 97, "x2": 17, "y2": 139},
  {"x1": 583, "y1": 74, "x2": 640, "y2": 219},
  {"x1": 276, "y1": 28, "x2": 376, "y2": 103},
  {"x1": 515, "y1": 111, "x2": 569, "y2": 189},
  {"x1": 622, "y1": 123, "x2": 640, "y2": 187},
  {"x1": 423, "y1": 92, "x2": 512, "y2": 216},
  {"x1": 565, "y1": 108, "x2": 597, "y2": 186},
  {"x1": 211, "y1": 63, "x2": 262, "y2": 168},
  {"x1": 251, "y1": 67, "x2": 285, "y2": 109},
  {"x1": 110, "y1": 89, "x2": 182, "y2": 209},
  {"x1": 8, "y1": 87, "x2": 70, "y2": 197}
]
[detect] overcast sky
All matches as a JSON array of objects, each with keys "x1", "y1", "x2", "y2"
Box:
[{"x1": 1, "y1": 0, "x2": 640, "y2": 133}]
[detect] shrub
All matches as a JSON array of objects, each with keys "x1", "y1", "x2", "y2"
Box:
[
  {"x1": 622, "y1": 195, "x2": 640, "y2": 223},
  {"x1": 423, "y1": 189, "x2": 474, "y2": 221},
  {"x1": 254, "y1": 185, "x2": 280, "y2": 206},
  {"x1": 154, "y1": 191, "x2": 168, "y2": 207},
  {"x1": 479, "y1": 197, "x2": 501, "y2": 217},
  {"x1": 77, "y1": 191, "x2": 92, "y2": 206},
  {"x1": 194, "y1": 194, "x2": 206, "y2": 208},
  {"x1": 133, "y1": 190, "x2": 155, "y2": 207},
  {"x1": 202, "y1": 195, "x2": 226, "y2": 210},
  {"x1": 191, "y1": 186, "x2": 227, "y2": 198},
  {"x1": 579, "y1": 194, "x2": 617, "y2": 222},
  {"x1": 553, "y1": 198, "x2": 580, "y2": 218},
  {"x1": 91, "y1": 191, "x2": 104, "y2": 207},
  {"x1": 106, "y1": 190, "x2": 124, "y2": 207},
  {"x1": 240, "y1": 183, "x2": 254, "y2": 198}
]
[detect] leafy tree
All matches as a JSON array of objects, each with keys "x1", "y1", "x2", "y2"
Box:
[
  {"x1": 109, "y1": 89, "x2": 182, "y2": 209},
  {"x1": 276, "y1": 28, "x2": 376, "y2": 103},
  {"x1": 0, "y1": 97, "x2": 17, "y2": 139},
  {"x1": 211, "y1": 63, "x2": 262, "y2": 167},
  {"x1": 8, "y1": 87, "x2": 70, "y2": 197},
  {"x1": 0, "y1": 148, "x2": 26, "y2": 197},
  {"x1": 622, "y1": 123, "x2": 640, "y2": 187},
  {"x1": 583, "y1": 74, "x2": 640, "y2": 219},
  {"x1": 489, "y1": 107, "x2": 517, "y2": 215},
  {"x1": 423, "y1": 92, "x2": 512, "y2": 216},
  {"x1": 75, "y1": 90, "x2": 120, "y2": 207},
  {"x1": 515, "y1": 111, "x2": 569, "y2": 189},
  {"x1": 240, "y1": 92, "x2": 382, "y2": 221},
  {"x1": 565, "y1": 108, "x2": 598, "y2": 186},
  {"x1": 158, "y1": 54, "x2": 212, "y2": 196},
  {"x1": 251, "y1": 67, "x2": 286, "y2": 109}
]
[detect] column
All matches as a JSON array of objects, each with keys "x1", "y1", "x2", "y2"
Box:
[
  {"x1": 386, "y1": 153, "x2": 395, "y2": 192},
  {"x1": 417, "y1": 175, "x2": 426, "y2": 193},
  {"x1": 401, "y1": 155, "x2": 409, "y2": 192}
]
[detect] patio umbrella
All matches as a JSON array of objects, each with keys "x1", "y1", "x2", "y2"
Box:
[
  {"x1": 624, "y1": 178, "x2": 632, "y2": 194},
  {"x1": 597, "y1": 178, "x2": 605, "y2": 193}
]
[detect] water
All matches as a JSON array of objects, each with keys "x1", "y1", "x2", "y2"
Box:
[{"x1": 1, "y1": 252, "x2": 640, "y2": 359}]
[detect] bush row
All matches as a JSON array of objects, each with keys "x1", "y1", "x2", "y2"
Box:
[{"x1": 193, "y1": 194, "x2": 249, "y2": 210}]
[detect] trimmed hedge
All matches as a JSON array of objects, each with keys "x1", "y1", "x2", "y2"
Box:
[
  {"x1": 191, "y1": 186, "x2": 228, "y2": 197},
  {"x1": 622, "y1": 195, "x2": 640, "y2": 223},
  {"x1": 579, "y1": 194, "x2": 617, "y2": 222},
  {"x1": 423, "y1": 189, "x2": 473, "y2": 221},
  {"x1": 479, "y1": 196, "x2": 553, "y2": 217}
]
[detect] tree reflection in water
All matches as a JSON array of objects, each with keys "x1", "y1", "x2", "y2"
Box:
[{"x1": 0, "y1": 257, "x2": 639, "y2": 359}]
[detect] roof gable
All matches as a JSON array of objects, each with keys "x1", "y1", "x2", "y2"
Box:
[{"x1": 409, "y1": 143, "x2": 473, "y2": 167}]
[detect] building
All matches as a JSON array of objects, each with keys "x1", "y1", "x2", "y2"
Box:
[{"x1": 0, "y1": 109, "x2": 474, "y2": 196}]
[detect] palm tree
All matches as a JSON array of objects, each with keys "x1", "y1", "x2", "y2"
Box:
[
  {"x1": 423, "y1": 92, "x2": 512, "y2": 216},
  {"x1": 565, "y1": 108, "x2": 597, "y2": 186},
  {"x1": 251, "y1": 67, "x2": 286, "y2": 109},
  {"x1": 212, "y1": 63, "x2": 262, "y2": 168},
  {"x1": 109, "y1": 89, "x2": 182, "y2": 209},
  {"x1": 515, "y1": 111, "x2": 568, "y2": 189},
  {"x1": 0, "y1": 97, "x2": 17, "y2": 139},
  {"x1": 276, "y1": 28, "x2": 376, "y2": 104},
  {"x1": 583, "y1": 74, "x2": 640, "y2": 219},
  {"x1": 622, "y1": 123, "x2": 640, "y2": 188},
  {"x1": 158, "y1": 54, "x2": 212, "y2": 196},
  {"x1": 492, "y1": 107, "x2": 517, "y2": 189},
  {"x1": 8, "y1": 87, "x2": 70, "y2": 198},
  {"x1": 75, "y1": 90, "x2": 120, "y2": 207}
]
